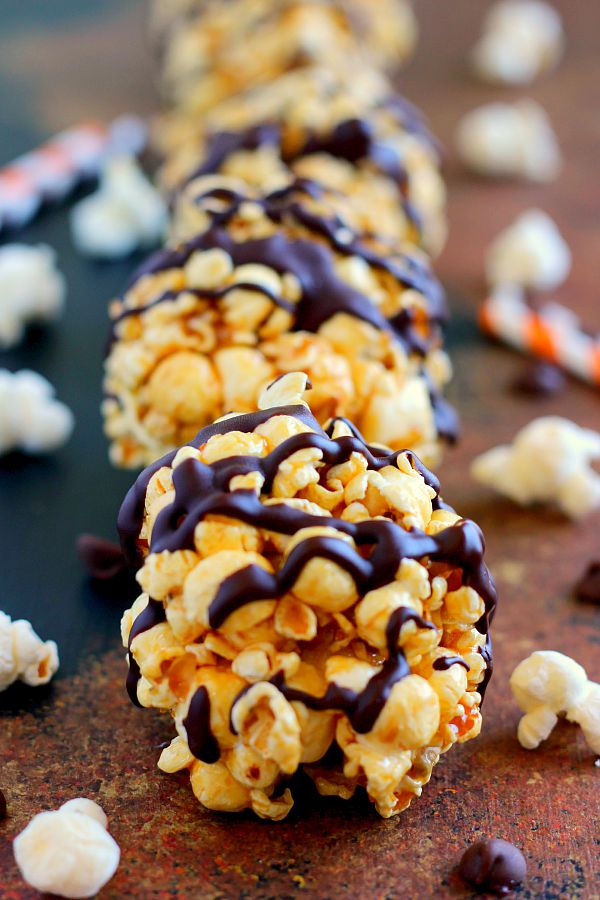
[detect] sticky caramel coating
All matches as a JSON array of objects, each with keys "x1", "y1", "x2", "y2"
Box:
[
  {"x1": 152, "y1": 0, "x2": 417, "y2": 114},
  {"x1": 156, "y1": 67, "x2": 446, "y2": 256},
  {"x1": 120, "y1": 373, "x2": 495, "y2": 820},
  {"x1": 104, "y1": 178, "x2": 453, "y2": 469}
]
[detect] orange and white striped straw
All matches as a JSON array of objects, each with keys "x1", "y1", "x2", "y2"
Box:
[
  {"x1": 0, "y1": 115, "x2": 147, "y2": 231},
  {"x1": 479, "y1": 286, "x2": 600, "y2": 386}
]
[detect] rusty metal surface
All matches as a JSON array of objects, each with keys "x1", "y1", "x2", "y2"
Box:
[{"x1": 0, "y1": 2, "x2": 599, "y2": 898}]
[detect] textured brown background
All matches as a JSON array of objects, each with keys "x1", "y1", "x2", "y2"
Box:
[{"x1": 1, "y1": 1, "x2": 599, "y2": 897}]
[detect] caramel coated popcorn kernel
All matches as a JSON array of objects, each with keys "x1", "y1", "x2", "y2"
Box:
[{"x1": 118, "y1": 373, "x2": 495, "y2": 820}]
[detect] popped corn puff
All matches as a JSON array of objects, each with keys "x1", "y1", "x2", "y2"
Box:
[
  {"x1": 471, "y1": 417, "x2": 600, "y2": 520},
  {"x1": 104, "y1": 176, "x2": 455, "y2": 469},
  {"x1": 455, "y1": 99, "x2": 561, "y2": 183},
  {"x1": 471, "y1": 0, "x2": 564, "y2": 86},
  {"x1": 118, "y1": 372, "x2": 496, "y2": 820},
  {"x1": 510, "y1": 650, "x2": 600, "y2": 755},
  {"x1": 151, "y1": 0, "x2": 417, "y2": 116},
  {"x1": 157, "y1": 66, "x2": 446, "y2": 255},
  {"x1": 0, "y1": 610, "x2": 59, "y2": 690},
  {"x1": 14, "y1": 799, "x2": 120, "y2": 898}
]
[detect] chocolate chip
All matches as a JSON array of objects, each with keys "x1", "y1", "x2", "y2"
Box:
[
  {"x1": 512, "y1": 362, "x2": 566, "y2": 397},
  {"x1": 575, "y1": 561, "x2": 600, "y2": 604},
  {"x1": 0, "y1": 789, "x2": 7, "y2": 819},
  {"x1": 76, "y1": 534, "x2": 128, "y2": 581},
  {"x1": 459, "y1": 839, "x2": 526, "y2": 895}
]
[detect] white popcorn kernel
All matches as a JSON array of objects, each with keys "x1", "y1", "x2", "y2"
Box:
[
  {"x1": 471, "y1": 0, "x2": 564, "y2": 85},
  {"x1": 0, "y1": 244, "x2": 65, "y2": 348},
  {"x1": 567, "y1": 682, "x2": 600, "y2": 755},
  {"x1": 13, "y1": 800, "x2": 120, "y2": 898},
  {"x1": 511, "y1": 650, "x2": 600, "y2": 755},
  {"x1": 455, "y1": 100, "x2": 561, "y2": 182},
  {"x1": 471, "y1": 417, "x2": 600, "y2": 519},
  {"x1": 70, "y1": 155, "x2": 167, "y2": 258},
  {"x1": 0, "y1": 369, "x2": 74, "y2": 455},
  {"x1": 59, "y1": 799, "x2": 108, "y2": 829},
  {"x1": 486, "y1": 210, "x2": 571, "y2": 291},
  {"x1": 0, "y1": 610, "x2": 59, "y2": 691}
]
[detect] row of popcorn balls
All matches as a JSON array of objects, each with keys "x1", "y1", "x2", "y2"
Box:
[
  {"x1": 157, "y1": 66, "x2": 447, "y2": 257},
  {"x1": 118, "y1": 372, "x2": 495, "y2": 820},
  {"x1": 104, "y1": 181, "x2": 454, "y2": 470},
  {"x1": 150, "y1": 0, "x2": 418, "y2": 116}
]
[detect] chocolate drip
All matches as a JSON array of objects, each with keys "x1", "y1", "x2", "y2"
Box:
[
  {"x1": 118, "y1": 403, "x2": 318, "y2": 566},
  {"x1": 186, "y1": 123, "x2": 283, "y2": 183},
  {"x1": 124, "y1": 224, "x2": 443, "y2": 358},
  {"x1": 230, "y1": 607, "x2": 434, "y2": 737},
  {"x1": 126, "y1": 599, "x2": 166, "y2": 707},
  {"x1": 182, "y1": 686, "x2": 220, "y2": 763},
  {"x1": 188, "y1": 178, "x2": 444, "y2": 321},
  {"x1": 432, "y1": 656, "x2": 470, "y2": 672}
]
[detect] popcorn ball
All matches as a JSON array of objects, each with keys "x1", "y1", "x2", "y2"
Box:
[
  {"x1": 151, "y1": 0, "x2": 418, "y2": 115},
  {"x1": 118, "y1": 372, "x2": 496, "y2": 820},
  {"x1": 157, "y1": 67, "x2": 447, "y2": 255},
  {"x1": 104, "y1": 176, "x2": 455, "y2": 469}
]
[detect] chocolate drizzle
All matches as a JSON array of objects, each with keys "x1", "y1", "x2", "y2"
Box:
[
  {"x1": 126, "y1": 599, "x2": 166, "y2": 707},
  {"x1": 432, "y1": 656, "x2": 470, "y2": 672},
  {"x1": 229, "y1": 608, "x2": 435, "y2": 737},
  {"x1": 183, "y1": 95, "x2": 438, "y2": 235},
  {"x1": 119, "y1": 402, "x2": 496, "y2": 715},
  {"x1": 182, "y1": 686, "x2": 220, "y2": 763},
  {"x1": 124, "y1": 215, "x2": 444, "y2": 357}
]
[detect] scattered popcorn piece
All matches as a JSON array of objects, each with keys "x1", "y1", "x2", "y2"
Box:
[
  {"x1": 0, "y1": 369, "x2": 74, "y2": 455},
  {"x1": 0, "y1": 610, "x2": 59, "y2": 691},
  {"x1": 70, "y1": 155, "x2": 167, "y2": 258},
  {"x1": 455, "y1": 100, "x2": 561, "y2": 182},
  {"x1": 510, "y1": 651, "x2": 600, "y2": 754},
  {"x1": 567, "y1": 682, "x2": 600, "y2": 755},
  {"x1": 486, "y1": 210, "x2": 571, "y2": 291},
  {"x1": 13, "y1": 799, "x2": 120, "y2": 899},
  {"x1": 471, "y1": 0, "x2": 564, "y2": 85},
  {"x1": 471, "y1": 417, "x2": 600, "y2": 519},
  {"x1": 0, "y1": 244, "x2": 65, "y2": 348}
]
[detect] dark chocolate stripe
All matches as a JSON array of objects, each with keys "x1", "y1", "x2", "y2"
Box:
[
  {"x1": 125, "y1": 225, "x2": 443, "y2": 357},
  {"x1": 117, "y1": 403, "x2": 319, "y2": 566},
  {"x1": 229, "y1": 608, "x2": 435, "y2": 737},
  {"x1": 182, "y1": 686, "x2": 220, "y2": 763},
  {"x1": 126, "y1": 599, "x2": 166, "y2": 707},
  {"x1": 432, "y1": 656, "x2": 470, "y2": 672}
]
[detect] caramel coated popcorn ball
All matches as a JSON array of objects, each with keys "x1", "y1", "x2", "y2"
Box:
[
  {"x1": 158, "y1": 67, "x2": 446, "y2": 255},
  {"x1": 118, "y1": 372, "x2": 496, "y2": 820},
  {"x1": 151, "y1": 0, "x2": 417, "y2": 115},
  {"x1": 104, "y1": 176, "x2": 455, "y2": 469}
]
